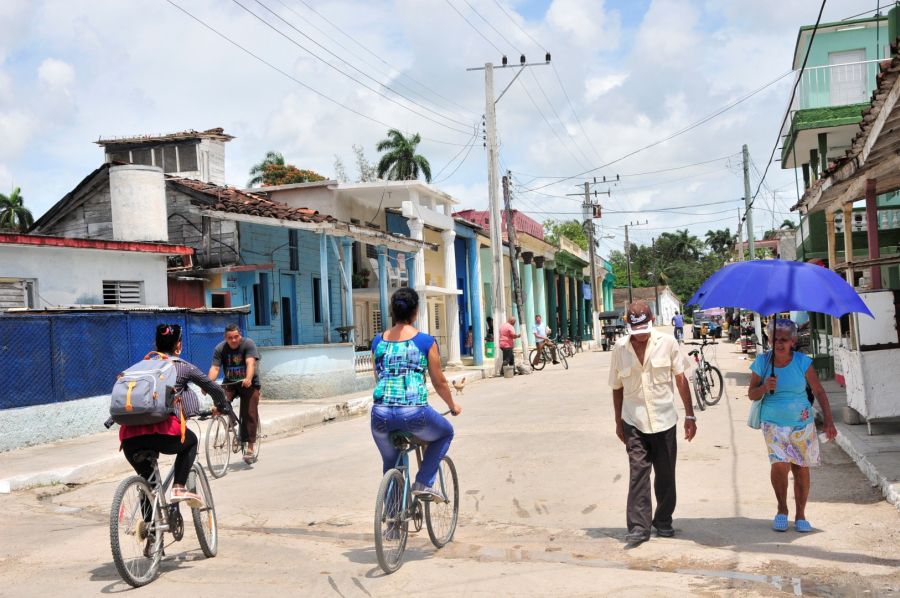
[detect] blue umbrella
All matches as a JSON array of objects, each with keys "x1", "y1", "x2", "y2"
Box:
[{"x1": 687, "y1": 259, "x2": 873, "y2": 318}]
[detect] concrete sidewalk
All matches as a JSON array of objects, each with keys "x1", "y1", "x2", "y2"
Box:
[
  {"x1": 0, "y1": 369, "x2": 485, "y2": 494},
  {"x1": 819, "y1": 379, "x2": 900, "y2": 508}
]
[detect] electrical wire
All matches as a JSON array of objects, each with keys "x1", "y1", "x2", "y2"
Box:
[
  {"x1": 511, "y1": 153, "x2": 739, "y2": 181},
  {"x1": 236, "y1": 0, "x2": 475, "y2": 134},
  {"x1": 745, "y1": 0, "x2": 827, "y2": 219},
  {"x1": 516, "y1": 77, "x2": 593, "y2": 172},
  {"x1": 444, "y1": 0, "x2": 505, "y2": 55},
  {"x1": 433, "y1": 126, "x2": 481, "y2": 183},
  {"x1": 527, "y1": 68, "x2": 596, "y2": 167},
  {"x1": 164, "y1": 0, "x2": 474, "y2": 146},
  {"x1": 462, "y1": 0, "x2": 522, "y2": 54},
  {"x1": 522, "y1": 69, "x2": 794, "y2": 192}
]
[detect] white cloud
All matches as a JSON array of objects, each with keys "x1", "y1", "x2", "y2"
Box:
[
  {"x1": 37, "y1": 58, "x2": 75, "y2": 92},
  {"x1": 585, "y1": 73, "x2": 629, "y2": 102},
  {"x1": 0, "y1": 111, "x2": 36, "y2": 160},
  {"x1": 546, "y1": 0, "x2": 620, "y2": 50}
]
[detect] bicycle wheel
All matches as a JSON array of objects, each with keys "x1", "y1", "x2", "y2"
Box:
[
  {"x1": 205, "y1": 415, "x2": 231, "y2": 479},
  {"x1": 559, "y1": 353, "x2": 568, "y2": 370},
  {"x1": 374, "y1": 469, "x2": 409, "y2": 574},
  {"x1": 110, "y1": 476, "x2": 162, "y2": 588},
  {"x1": 691, "y1": 375, "x2": 706, "y2": 411},
  {"x1": 529, "y1": 348, "x2": 546, "y2": 371},
  {"x1": 702, "y1": 365, "x2": 724, "y2": 406},
  {"x1": 187, "y1": 464, "x2": 218, "y2": 557},
  {"x1": 425, "y1": 456, "x2": 459, "y2": 548}
]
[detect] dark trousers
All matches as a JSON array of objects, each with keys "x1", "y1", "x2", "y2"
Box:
[
  {"x1": 624, "y1": 422, "x2": 677, "y2": 533},
  {"x1": 122, "y1": 431, "x2": 198, "y2": 486},
  {"x1": 226, "y1": 385, "x2": 260, "y2": 443},
  {"x1": 501, "y1": 347, "x2": 514, "y2": 366}
]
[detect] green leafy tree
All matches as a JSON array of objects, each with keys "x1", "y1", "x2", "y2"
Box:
[
  {"x1": 780, "y1": 219, "x2": 796, "y2": 229},
  {"x1": 247, "y1": 151, "x2": 325, "y2": 187},
  {"x1": 375, "y1": 129, "x2": 432, "y2": 182},
  {"x1": 543, "y1": 219, "x2": 588, "y2": 251},
  {"x1": 704, "y1": 228, "x2": 733, "y2": 256},
  {"x1": 0, "y1": 187, "x2": 33, "y2": 232}
]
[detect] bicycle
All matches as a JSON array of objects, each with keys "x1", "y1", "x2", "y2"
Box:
[
  {"x1": 674, "y1": 327, "x2": 684, "y2": 344},
  {"x1": 686, "y1": 339, "x2": 724, "y2": 408},
  {"x1": 374, "y1": 412, "x2": 459, "y2": 574},
  {"x1": 205, "y1": 382, "x2": 264, "y2": 478},
  {"x1": 555, "y1": 335, "x2": 575, "y2": 359},
  {"x1": 528, "y1": 340, "x2": 568, "y2": 371},
  {"x1": 109, "y1": 425, "x2": 217, "y2": 587}
]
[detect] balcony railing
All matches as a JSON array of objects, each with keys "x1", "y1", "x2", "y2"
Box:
[
  {"x1": 354, "y1": 350, "x2": 374, "y2": 375},
  {"x1": 791, "y1": 59, "x2": 879, "y2": 111}
]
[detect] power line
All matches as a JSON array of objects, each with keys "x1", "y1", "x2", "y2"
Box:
[
  {"x1": 523, "y1": 69, "x2": 794, "y2": 192},
  {"x1": 165, "y1": 0, "x2": 475, "y2": 146},
  {"x1": 433, "y1": 127, "x2": 481, "y2": 183},
  {"x1": 282, "y1": 0, "x2": 478, "y2": 120},
  {"x1": 527, "y1": 68, "x2": 596, "y2": 167},
  {"x1": 444, "y1": 0, "x2": 505, "y2": 55},
  {"x1": 511, "y1": 153, "x2": 739, "y2": 181},
  {"x1": 516, "y1": 77, "x2": 593, "y2": 172},
  {"x1": 745, "y1": 0, "x2": 827, "y2": 220},
  {"x1": 236, "y1": 0, "x2": 475, "y2": 134},
  {"x1": 462, "y1": 0, "x2": 521, "y2": 54}
]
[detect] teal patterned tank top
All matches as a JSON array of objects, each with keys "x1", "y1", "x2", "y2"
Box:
[{"x1": 371, "y1": 333, "x2": 436, "y2": 406}]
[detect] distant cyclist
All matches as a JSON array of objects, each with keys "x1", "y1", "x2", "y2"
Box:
[{"x1": 671, "y1": 311, "x2": 684, "y2": 342}]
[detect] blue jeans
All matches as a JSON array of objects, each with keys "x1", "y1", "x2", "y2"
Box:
[{"x1": 371, "y1": 404, "x2": 454, "y2": 487}]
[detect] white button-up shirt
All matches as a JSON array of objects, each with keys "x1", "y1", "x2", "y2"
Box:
[{"x1": 608, "y1": 329, "x2": 686, "y2": 434}]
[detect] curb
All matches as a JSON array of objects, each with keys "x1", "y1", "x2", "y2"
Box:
[
  {"x1": 0, "y1": 371, "x2": 484, "y2": 494},
  {"x1": 833, "y1": 430, "x2": 900, "y2": 509}
]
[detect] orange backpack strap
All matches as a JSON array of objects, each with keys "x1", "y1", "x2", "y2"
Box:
[{"x1": 143, "y1": 351, "x2": 169, "y2": 360}]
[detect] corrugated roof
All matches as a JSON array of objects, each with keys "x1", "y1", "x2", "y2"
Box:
[
  {"x1": 96, "y1": 127, "x2": 234, "y2": 145},
  {"x1": 169, "y1": 178, "x2": 334, "y2": 224}
]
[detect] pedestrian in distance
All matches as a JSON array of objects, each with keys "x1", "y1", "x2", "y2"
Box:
[
  {"x1": 498, "y1": 316, "x2": 520, "y2": 369},
  {"x1": 748, "y1": 318, "x2": 837, "y2": 533},
  {"x1": 671, "y1": 311, "x2": 684, "y2": 343},
  {"x1": 608, "y1": 302, "x2": 697, "y2": 545},
  {"x1": 370, "y1": 287, "x2": 462, "y2": 501},
  {"x1": 120, "y1": 324, "x2": 227, "y2": 507},
  {"x1": 208, "y1": 324, "x2": 261, "y2": 464},
  {"x1": 485, "y1": 316, "x2": 494, "y2": 343}
]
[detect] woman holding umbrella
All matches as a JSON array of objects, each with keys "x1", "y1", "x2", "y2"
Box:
[{"x1": 748, "y1": 318, "x2": 838, "y2": 533}]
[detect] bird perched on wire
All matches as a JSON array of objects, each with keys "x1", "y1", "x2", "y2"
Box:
[{"x1": 451, "y1": 377, "x2": 466, "y2": 395}]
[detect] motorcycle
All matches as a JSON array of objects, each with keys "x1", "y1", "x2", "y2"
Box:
[
  {"x1": 597, "y1": 311, "x2": 621, "y2": 352},
  {"x1": 740, "y1": 325, "x2": 757, "y2": 354}
]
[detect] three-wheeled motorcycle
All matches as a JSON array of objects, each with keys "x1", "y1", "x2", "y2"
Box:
[{"x1": 598, "y1": 310, "x2": 623, "y2": 351}]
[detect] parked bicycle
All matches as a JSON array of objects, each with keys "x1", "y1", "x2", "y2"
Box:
[
  {"x1": 555, "y1": 335, "x2": 575, "y2": 359},
  {"x1": 109, "y1": 424, "x2": 217, "y2": 587},
  {"x1": 528, "y1": 340, "x2": 568, "y2": 371},
  {"x1": 686, "y1": 339, "x2": 724, "y2": 409},
  {"x1": 205, "y1": 382, "x2": 263, "y2": 478},
  {"x1": 374, "y1": 412, "x2": 459, "y2": 574}
]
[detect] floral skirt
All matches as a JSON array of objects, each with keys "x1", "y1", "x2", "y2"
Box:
[{"x1": 762, "y1": 422, "x2": 820, "y2": 467}]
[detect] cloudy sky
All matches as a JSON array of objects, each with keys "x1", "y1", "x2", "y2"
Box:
[{"x1": 0, "y1": 0, "x2": 874, "y2": 253}]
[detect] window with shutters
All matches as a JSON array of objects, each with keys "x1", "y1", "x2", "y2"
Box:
[
  {"x1": 370, "y1": 308, "x2": 383, "y2": 335},
  {"x1": 102, "y1": 280, "x2": 143, "y2": 304},
  {"x1": 312, "y1": 277, "x2": 322, "y2": 323},
  {"x1": 0, "y1": 279, "x2": 36, "y2": 309},
  {"x1": 253, "y1": 272, "x2": 271, "y2": 326},
  {"x1": 177, "y1": 143, "x2": 199, "y2": 171},
  {"x1": 288, "y1": 229, "x2": 299, "y2": 271},
  {"x1": 433, "y1": 302, "x2": 441, "y2": 330}
]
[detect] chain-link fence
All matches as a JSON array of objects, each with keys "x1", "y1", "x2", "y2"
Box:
[{"x1": 0, "y1": 311, "x2": 246, "y2": 410}]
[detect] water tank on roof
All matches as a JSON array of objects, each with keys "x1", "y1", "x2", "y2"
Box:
[{"x1": 109, "y1": 164, "x2": 168, "y2": 243}]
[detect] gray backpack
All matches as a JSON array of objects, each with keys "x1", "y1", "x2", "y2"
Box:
[{"x1": 110, "y1": 354, "x2": 181, "y2": 426}]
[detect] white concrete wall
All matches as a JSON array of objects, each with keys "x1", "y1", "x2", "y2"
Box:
[
  {"x1": 110, "y1": 165, "x2": 168, "y2": 243},
  {"x1": 271, "y1": 187, "x2": 351, "y2": 221},
  {"x1": 258, "y1": 344, "x2": 372, "y2": 400},
  {"x1": 837, "y1": 343, "x2": 900, "y2": 421},
  {"x1": 0, "y1": 245, "x2": 169, "y2": 306}
]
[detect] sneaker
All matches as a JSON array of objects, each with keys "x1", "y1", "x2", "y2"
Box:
[{"x1": 411, "y1": 481, "x2": 446, "y2": 502}]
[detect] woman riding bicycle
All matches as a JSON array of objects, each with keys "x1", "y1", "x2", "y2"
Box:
[
  {"x1": 370, "y1": 287, "x2": 462, "y2": 501},
  {"x1": 119, "y1": 324, "x2": 227, "y2": 506}
]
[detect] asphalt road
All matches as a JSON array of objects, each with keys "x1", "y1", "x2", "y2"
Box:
[{"x1": 1, "y1": 333, "x2": 898, "y2": 597}]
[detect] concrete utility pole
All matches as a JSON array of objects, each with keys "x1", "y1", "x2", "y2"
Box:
[
  {"x1": 736, "y1": 208, "x2": 745, "y2": 261},
  {"x1": 468, "y1": 55, "x2": 551, "y2": 373},
  {"x1": 583, "y1": 182, "x2": 600, "y2": 327},
  {"x1": 742, "y1": 144, "x2": 763, "y2": 346},
  {"x1": 503, "y1": 173, "x2": 530, "y2": 366},
  {"x1": 651, "y1": 237, "x2": 660, "y2": 316},
  {"x1": 624, "y1": 223, "x2": 634, "y2": 305}
]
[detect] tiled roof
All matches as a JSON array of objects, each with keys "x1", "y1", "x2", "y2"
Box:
[
  {"x1": 168, "y1": 178, "x2": 334, "y2": 224},
  {"x1": 96, "y1": 127, "x2": 234, "y2": 145}
]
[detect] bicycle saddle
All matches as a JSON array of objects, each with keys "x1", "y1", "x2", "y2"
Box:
[
  {"x1": 688, "y1": 350, "x2": 699, "y2": 357},
  {"x1": 389, "y1": 430, "x2": 421, "y2": 450},
  {"x1": 132, "y1": 450, "x2": 160, "y2": 463}
]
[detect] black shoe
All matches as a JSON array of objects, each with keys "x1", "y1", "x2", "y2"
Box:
[
  {"x1": 625, "y1": 530, "x2": 651, "y2": 545},
  {"x1": 552, "y1": 361, "x2": 559, "y2": 364},
  {"x1": 654, "y1": 525, "x2": 675, "y2": 538}
]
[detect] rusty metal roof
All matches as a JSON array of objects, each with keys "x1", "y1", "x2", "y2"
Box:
[{"x1": 96, "y1": 127, "x2": 235, "y2": 145}]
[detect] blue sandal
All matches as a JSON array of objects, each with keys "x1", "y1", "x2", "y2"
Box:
[
  {"x1": 772, "y1": 513, "x2": 789, "y2": 532},
  {"x1": 795, "y1": 519, "x2": 812, "y2": 533}
]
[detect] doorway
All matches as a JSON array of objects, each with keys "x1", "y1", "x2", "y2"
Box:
[{"x1": 280, "y1": 274, "x2": 297, "y2": 345}]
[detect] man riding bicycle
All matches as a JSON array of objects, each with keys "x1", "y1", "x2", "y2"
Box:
[
  {"x1": 671, "y1": 311, "x2": 684, "y2": 342},
  {"x1": 208, "y1": 324, "x2": 261, "y2": 464},
  {"x1": 531, "y1": 314, "x2": 558, "y2": 366}
]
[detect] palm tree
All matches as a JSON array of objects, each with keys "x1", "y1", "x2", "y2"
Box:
[
  {"x1": 247, "y1": 151, "x2": 286, "y2": 187},
  {"x1": 660, "y1": 229, "x2": 703, "y2": 261},
  {"x1": 780, "y1": 219, "x2": 796, "y2": 229},
  {"x1": 375, "y1": 129, "x2": 432, "y2": 183},
  {"x1": 704, "y1": 228, "x2": 733, "y2": 256},
  {"x1": 0, "y1": 187, "x2": 33, "y2": 232}
]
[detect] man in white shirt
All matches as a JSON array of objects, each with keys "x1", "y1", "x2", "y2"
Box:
[
  {"x1": 608, "y1": 301, "x2": 696, "y2": 545},
  {"x1": 531, "y1": 314, "x2": 558, "y2": 366}
]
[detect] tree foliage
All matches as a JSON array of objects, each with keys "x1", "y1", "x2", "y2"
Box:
[
  {"x1": 247, "y1": 151, "x2": 326, "y2": 187},
  {"x1": 375, "y1": 129, "x2": 432, "y2": 183},
  {"x1": 543, "y1": 219, "x2": 588, "y2": 251},
  {"x1": 0, "y1": 187, "x2": 33, "y2": 232},
  {"x1": 704, "y1": 228, "x2": 733, "y2": 257}
]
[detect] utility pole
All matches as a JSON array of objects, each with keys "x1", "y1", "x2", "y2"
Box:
[
  {"x1": 468, "y1": 54, "x2": 551, "y2": 374},
  {"x1": 622, "y1": 221, "x2": 647, "y2": 306},
  {"x1": 652, "y1": 237, "x2": 660, "y2": 317},
  {"x1": 583, "y1": 182, "x2": 600, "y2": 331},
  {"x1": 503, "y1": 172, "x2": 530, "y2": 366},
  {"x1": 736, "y1": 208, "x2": 745, "y2": 261},
  {"x1": 742, "y1": 144, "x2": 763, "y2": 346}
]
